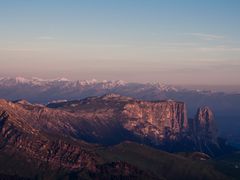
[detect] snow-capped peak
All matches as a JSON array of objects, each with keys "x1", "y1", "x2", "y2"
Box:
[
  {"x1": 15, "y1": 77, "x2": 30, "y2": 84},
  {"x1": 79, "y1": 79, "x2": 98, "y2": 85},
  {"x1": 149, "y1": 82, "x2": 178, "y2": 92},
  {"x1": 55, "y1": 78, "x2": 69, "y2": 82},
  {"x1": 31, "y1": 77, "x2": 46, "y2": 81}
]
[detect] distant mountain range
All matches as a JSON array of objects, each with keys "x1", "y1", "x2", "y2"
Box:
[
  {"x1": 0, "y1": 77, "x2": 180, "y2": 103},
  {"x1": 0, "y1": 77, "x2": 239, "y2": 146}
]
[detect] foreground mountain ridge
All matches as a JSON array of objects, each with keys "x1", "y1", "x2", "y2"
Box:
[
  {"x1": 0, "y1": 94, "x2": 232, "y2": 155},
  {"x1": 0, "y1": 94, "x2": 236, "y2": 179}
]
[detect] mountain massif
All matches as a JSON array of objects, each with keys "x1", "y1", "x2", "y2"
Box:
[
  {"x1": 46, "y1": 94, "x2": 232, "y2": 156},
  {"x1": 0, "y1": 94, "x2": 227, "y2": 153},
  {"x1": 0, "y1": 93, "x2": 238, "y2": 179}
]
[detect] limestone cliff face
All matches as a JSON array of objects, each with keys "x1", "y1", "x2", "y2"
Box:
[
  {"x1": 121, "y1": 100, "x2": 188, "y2": 143},
  {"x1": 45, "y1": 95, "x2": 190, "y2": 145},
  {"x1": 193, "y1": 106, "x2": 217, "y2": 140}
]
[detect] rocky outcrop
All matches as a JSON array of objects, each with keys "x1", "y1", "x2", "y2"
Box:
[
  {"x1": 194, "y1": 106, "x2": 217, "y2": 140},
  {"x1": 185, "y1": 106, "x2": 225, "y2": 156}
]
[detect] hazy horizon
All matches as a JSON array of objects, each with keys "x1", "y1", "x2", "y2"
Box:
[{"x1": 0, "y1": 0, "x2": 240, "y2": 85}]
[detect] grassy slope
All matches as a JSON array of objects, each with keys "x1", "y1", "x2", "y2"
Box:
[
  {"x1": 97, "y1": 141, "x2": 230, "y2": 180},
  {"x1": 213, "y1": 152, "x2": 240, "y2": 180}
]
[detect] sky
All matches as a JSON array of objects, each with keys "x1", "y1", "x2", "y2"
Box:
[{"x1": 0, "y1": 0, "x2": 240, "y2": 85}]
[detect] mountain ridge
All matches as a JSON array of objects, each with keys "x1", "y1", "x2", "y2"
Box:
[
  {"x1": 0, "y1": 94, "x2": 236, "y2": 179},
  {"x1": 0, "y1": 94, "x2": 233, "y2": 156}
]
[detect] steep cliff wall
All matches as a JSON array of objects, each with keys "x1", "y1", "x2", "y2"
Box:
[{"x1": 121, "y1": 100, "x2": 188, "y2": 143}]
